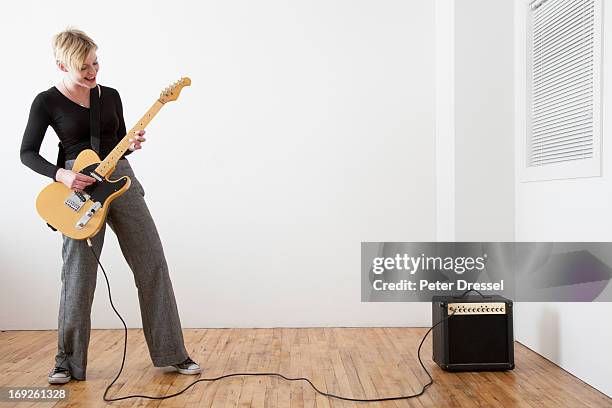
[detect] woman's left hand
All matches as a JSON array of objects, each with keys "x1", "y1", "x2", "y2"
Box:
[{"x1": 129, "y1": 130, "x2": 146, "y2": 151}]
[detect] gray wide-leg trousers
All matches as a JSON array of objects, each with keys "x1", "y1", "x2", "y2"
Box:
[{"x1": 55, "y1": 159, "x2": 189, "y2": 380}]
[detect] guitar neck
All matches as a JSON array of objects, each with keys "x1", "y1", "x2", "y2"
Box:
[{"x1": 94, "y1": 100, "x2": 165, "y2": 177}]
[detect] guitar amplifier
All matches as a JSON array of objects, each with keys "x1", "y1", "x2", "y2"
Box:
[{"x1": 431, "y1": 295, "x2": 514, "y2": 371}]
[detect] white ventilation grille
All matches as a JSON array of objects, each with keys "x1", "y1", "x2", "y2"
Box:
[{"x1": 529, "y1": 0, "x2": 595, "y2": 168}]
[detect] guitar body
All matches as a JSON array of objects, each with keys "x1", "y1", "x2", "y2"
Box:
[{"x1": 36, "y1": 149, "x2": 131, "y2": 240}]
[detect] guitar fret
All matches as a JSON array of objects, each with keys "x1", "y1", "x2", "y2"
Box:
[{"x1": 95, "y1": 101, "x2": 164, "y2": 177}]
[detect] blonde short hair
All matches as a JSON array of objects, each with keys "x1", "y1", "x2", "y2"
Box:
[{"x1": 52, "y1": 28, "x2": 97, "y2": 71}]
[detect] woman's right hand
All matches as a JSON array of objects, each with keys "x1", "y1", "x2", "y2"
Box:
[{"x1": 55, "y1": 168, "x2": 97, "y2": 191}]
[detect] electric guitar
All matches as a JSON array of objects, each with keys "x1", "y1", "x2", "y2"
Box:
[{"x1": 36, "y1": 77, "x2": 191, "y2": 240}]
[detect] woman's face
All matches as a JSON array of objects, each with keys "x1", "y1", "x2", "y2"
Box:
[{"x1": 63, "y1": 49, "x2": 99, "y2": 89}]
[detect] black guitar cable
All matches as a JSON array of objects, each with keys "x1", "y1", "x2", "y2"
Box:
[{"x1": 85, "y1": 239, "x2": 456, "y2": 403}]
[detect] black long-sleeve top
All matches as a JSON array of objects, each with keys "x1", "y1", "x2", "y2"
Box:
[{"x1": 20, "y1": 85, "x2": 132, "y2": 180}]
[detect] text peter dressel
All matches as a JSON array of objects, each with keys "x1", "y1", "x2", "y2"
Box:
[
  {"x1": 372, "y1": 279, "x2": 504, "y2": 291},
  {"x1": 370, "y1": 253, "x2": 504, "y2": 292}
]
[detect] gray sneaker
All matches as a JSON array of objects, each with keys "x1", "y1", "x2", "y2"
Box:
[
  {"x1": 171, "y1": 357, "x2": 201, "y2": 375},
  {"x1": 48, "y1": 367, "x2": 71, "y2": 384}
]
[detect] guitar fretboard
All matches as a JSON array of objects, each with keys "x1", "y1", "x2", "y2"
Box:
[{"x1": 94, "y1": 100, "x2": 164, "y2": 176}]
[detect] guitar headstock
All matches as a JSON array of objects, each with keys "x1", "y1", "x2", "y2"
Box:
[{"x1": 158, "y1": 77, "x2": 191, "y2": 104}]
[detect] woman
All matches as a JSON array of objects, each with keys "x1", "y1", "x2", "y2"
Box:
[{"x1": 20, "y1": 28, "x2": 200, "y2": 384}]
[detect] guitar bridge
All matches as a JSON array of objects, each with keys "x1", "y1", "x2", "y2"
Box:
[
  {"x1": 75, "y1": 202, "x2": 102, "y2": 229},
  {"x1": 64, "y1": 191, "x2": 91, "y2": 212}
]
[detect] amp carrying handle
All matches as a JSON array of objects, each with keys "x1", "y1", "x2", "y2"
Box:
[{"x1": 453, "y1": 289, "x2": 491, "y2": 299}]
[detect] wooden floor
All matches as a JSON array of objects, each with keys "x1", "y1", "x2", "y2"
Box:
[{"x1": 0, "y1": 328, "x2": 610, "y2": 408}]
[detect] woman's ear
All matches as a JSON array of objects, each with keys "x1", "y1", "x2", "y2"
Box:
[{"x1": 57, "y1": 61, "x2": 68, "y2": 72}]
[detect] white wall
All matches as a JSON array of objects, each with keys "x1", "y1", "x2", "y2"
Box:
[
  {"x1": 513, "y1": 0, "x2": 612, "y2": 397},
  {"x1": 435, "y1": 0, "x2": 515, "y2": 243},
  {"x1": 0, "y1": 0, "x2": 435, "y2": 329},
  {"x1": 454, "y1": 0, "x2": 515, "y2": 241},
  {"x1": 435, "y1": 0, "x2": 456, "y2": 241},
  {"x1": 435, "y1": 0, "x2": 516, "y2": 243}
]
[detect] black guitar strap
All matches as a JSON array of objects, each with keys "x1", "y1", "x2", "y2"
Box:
[
  {"x1": 55, "y1": 85, "x2": 101, "y2": 168},
  {"x1": 49, "y1": 85, "x2": 101, "y2": 232},
  {"x1": 90, "y1": 85, "x2": 101, "y2": 154}
]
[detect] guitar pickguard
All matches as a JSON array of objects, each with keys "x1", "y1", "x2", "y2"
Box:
[{"x1": 65, "y1": 163, "x2": 128, "y2": 210}]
